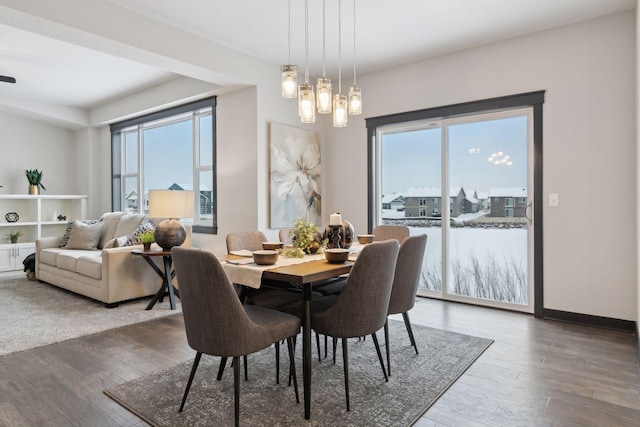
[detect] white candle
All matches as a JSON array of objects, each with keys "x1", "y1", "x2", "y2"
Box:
[{"x1": 330, "y1": 213, "x2": 342, "y2": 226}]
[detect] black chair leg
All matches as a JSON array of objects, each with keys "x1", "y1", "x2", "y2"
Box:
[
  {"x1": 384, "y1": 319, "x2": 391, "y2": 376},
  {"x1": 217, "y1": 356, "x2": 228, "y2": 381},
  {"x1": 286, "y1": 337, "x2": 300, "y2": 404},
  {"x1": 275, "y1": 342, "x2": 280, "y2": 384},
  {"x1": 243, "y1": 355, "x2": 248, "y2": 381},
  {"x1": 342, "y1": 337, "x2": 350, "y2": 411},
  {"x1": 316, "y1": 332, "x2": 321, "y2": 361},
  {"x1": 324, "y1": 335, "x2": 328, "y2": 359},
  {"x1": 402, "y1": 312, "x2": 418, "y2": 354},
  {"x1": 332, "y1": 337, "x2": 338, "y2": 364},
  {"x1": 179, "y1": 351, "x2": 202, "y2": 412},
  {"x1": 233, "y1": 356, "x2": 240, "y2": 427},
  {"x1": 371, "y1": 332, "x2": 388, "y2": 382}
]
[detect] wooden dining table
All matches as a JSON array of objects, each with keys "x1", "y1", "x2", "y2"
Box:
[{"x1": 221, "y1": 251, "x2": 355, "y2": 420}]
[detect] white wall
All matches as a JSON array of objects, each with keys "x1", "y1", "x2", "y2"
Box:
[
  {"x1": 325, "y1": 11, "x2": 637, "y2": 320},
  {"x1": 0, "y1": 113, "x2": 76, "y2": 195}
]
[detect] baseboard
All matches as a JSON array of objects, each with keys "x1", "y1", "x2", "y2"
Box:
[{"x1": 543, "y1": 308, "x2": 636, "y2": 332}]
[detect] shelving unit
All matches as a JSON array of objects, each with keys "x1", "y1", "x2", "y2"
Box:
[{"x1": 0, "y1": 195, "x2": 88, "y2": 272}]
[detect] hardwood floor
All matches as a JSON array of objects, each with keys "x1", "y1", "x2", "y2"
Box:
[{"x1": 1, "y1": 298, "x2": 638, "y2": 426}]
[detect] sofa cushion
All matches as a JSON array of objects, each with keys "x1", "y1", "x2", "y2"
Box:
[
  {"x1": 98, "y1": 211, "x2": 126, "y2": 249},
  {"x1": 64, "y1": 221, "x2": 104, "y2": 250},
  {"x1": 76, "y1": 255, "x2": 102, "y2": 280},
  {"x1": 39, "y1": 248, "x2": 64, "y2": 266},
  {"x1": 113, "y1": 213, "x2": 147, "y2": 239},
  {"x1": 55, "y1": 250, "x2": 99, "y2": 272},
  {"x1": 59, "y1": 219, "x2": 99, "y2": 248}
]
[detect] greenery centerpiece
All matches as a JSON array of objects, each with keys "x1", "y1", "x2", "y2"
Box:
[
  {"x1": 140, "y1": 230, "x2": 155, "y2": 251},
  {"x1": 25, "y1": 169, "x2": 46, "y2": 195},
  {"x1": 5, "y1": 230, "x2": 23, "y2": 244},
  {"x1": 284, "y1": 217, "x2": 323, "y2": 257}
]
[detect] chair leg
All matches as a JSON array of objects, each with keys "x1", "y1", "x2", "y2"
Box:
[
  {"x1": 233, "y1": 356, "x2": 240, "y2": 427},
  {"x1": 316, "y1": 332, "x2": 321, "y2": 361},
  {"x1": 244, "y1": 355, "x2": 248, "y2": 381},
  {"x1": 324, "y1": 335, "x2": 328, "y2": 359},
  {"x1": 371, "y1": 332, "x2": 388, "y2": 382},
  {"x1": 217, "y1": 356, "x2": 228, "y2": 381},
  {"x1": 332, "y1": 337, "x2": 338, "y2": 364},
  {"x1": 286, "y1": 337, "x2": 300, "y2": 404},
  {"x1": 384, "y1": 319, "x2": 391, "y2": 376},
  {"x1": 275, "y1": 341, "x2": 280, "y2": 384},
  {"x1": 402, "y1": 312, "x2": 419, "y2": 355},
  {"x1": 179, "y1": 351, "x2": 202, "y2": 412},
  {"x1": 342, "y1": 337, "x2": 350, "y2": 411}
]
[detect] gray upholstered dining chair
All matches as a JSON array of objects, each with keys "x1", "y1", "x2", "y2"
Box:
[
  {"x1": 171, "y1": 247, "x2": 301, "y2": 427},
  {"x1": 226, "y1": 230, "x2": 268, "y2": 253},
  {"x1": 310, "y1": 239, "x2": 399, "y2": 411},
  {"x1": 278, "y1": 228, "x2": 293, "y2": 245},
  {"x1": 384, "y1": 233, "x2": 427, "y2": 376},
  {"x1": 373, "y1": 224, "x2": 410, "y2": 243}
]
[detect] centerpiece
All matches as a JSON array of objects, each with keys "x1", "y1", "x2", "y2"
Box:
[{"x1": 285, "y1": 217, "x2": 324, "y2": 257}]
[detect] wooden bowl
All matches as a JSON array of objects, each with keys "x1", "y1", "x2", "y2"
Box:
[
  {"x1": 324, "y1": 248, "x2": 350, "y2": 264},
  {"x1": 253, "y1": 250, "x2": 279, "y2": 265},
  {"x1": 262, "y1": 241, "x2": 284, "y2": 250},
  {"x1": 357, "y1": 234, "x2": 375, "y2": 244}
]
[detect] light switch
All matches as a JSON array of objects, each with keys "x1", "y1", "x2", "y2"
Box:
[{"x1": 549, "y1": 193, "x2": 559, "y2": 207}]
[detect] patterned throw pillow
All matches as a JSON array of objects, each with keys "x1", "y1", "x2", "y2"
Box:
[
  {"x1": 59, "y1": 219, "x2": 100, "y2": 248},
  {"x1": 123, "y1": 220, "x2": 156, "y2": 246}
]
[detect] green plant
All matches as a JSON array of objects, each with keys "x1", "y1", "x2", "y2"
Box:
[
  {"x1": 4, "y1": 230, "x2": 23, "y2": 242},
  {"x1": 140, "y1": 229, "x2": 155, "y2": 244},
  {"x1": 25, "y1": 169, "x2": 46, "y2": 191},
  {"x1": 290, "y1": 217, "x2": 322, "y2": 254}
]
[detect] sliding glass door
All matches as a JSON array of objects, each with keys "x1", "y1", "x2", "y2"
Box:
[{"x1": 375, "y1": 108, "x2": 534, "y2": 312}]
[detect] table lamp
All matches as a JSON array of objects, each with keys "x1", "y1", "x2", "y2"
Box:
[{"x1": 148, "y1": 189, "x2": 194, "y2": 251}]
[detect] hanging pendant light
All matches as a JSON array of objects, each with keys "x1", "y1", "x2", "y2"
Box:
[
  {"x1": 299, "y1": 0, "x2": 315, "y2": 123},
  {"x1": 333, "y1": 0, "x2": 347, "y2": 127},
  {"x1": 316, "y1": 0, "x2": 332, "y2": 114},
  {"x1": 281, "y1": 0, "x2": 297, "y2": 98},
  {"x1": 348, "y1": 0, "x2": 362, "y2": 115}
]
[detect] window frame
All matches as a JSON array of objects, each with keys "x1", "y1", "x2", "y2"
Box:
[{"x1": 110, "y1": 97, "x2": 217, "y2": 234}]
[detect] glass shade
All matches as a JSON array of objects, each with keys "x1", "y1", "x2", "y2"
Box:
[
  {"x1": 316, "y1": 77, "x2": 332, "y2": 114},
  {"x1": 333, "y1": 94, "x2": 348, "y2": 127},
  {"x1": 299, "y1": 83, "x2": 316, "y2": 123},
  {"x1": 348, "y1": 86, "x2": 362, "y2": 115},
  {"x1": 281, "y1": 65, "x2": 298, "y2": 98}
]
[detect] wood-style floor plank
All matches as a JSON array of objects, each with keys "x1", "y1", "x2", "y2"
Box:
[{"x1": 1, "y1": 298, "x2": 638, "y2": 426}]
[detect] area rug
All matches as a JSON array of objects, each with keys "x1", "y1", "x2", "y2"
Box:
[
  {"x1": 0, "y1": 275, "x2": 181, "y2": 356},
  {"x1": 105, "y1": 320, "x2": 492, "y2": 426}
]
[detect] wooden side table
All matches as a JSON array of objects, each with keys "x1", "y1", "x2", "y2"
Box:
[{"x1": 132, "y1": 249, "x2": 179, "y2": 310}]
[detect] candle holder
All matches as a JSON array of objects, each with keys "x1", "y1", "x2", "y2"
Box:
[
  {"x1": 324, "y1": 220, "x2": 355, "y2": 249},
  {"x1": 326, "y1": 225, "x2": 343, "y2": 249}
]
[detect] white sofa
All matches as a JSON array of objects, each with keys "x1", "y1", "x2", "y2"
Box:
[{"x1": 36, "y1": 212, "x2": 191, "y2": 307}]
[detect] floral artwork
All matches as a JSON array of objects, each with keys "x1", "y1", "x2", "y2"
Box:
[{"x1": 269, "y1": 123, "x2": 321, "y2": 229}]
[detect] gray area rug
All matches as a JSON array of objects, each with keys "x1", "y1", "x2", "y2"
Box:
[
  {"x1": 0, "y1": 275, "x2": 181, "y2": 356},
  {"x1": 105, "y1": 320, "x2": 492, "y2": 426}
]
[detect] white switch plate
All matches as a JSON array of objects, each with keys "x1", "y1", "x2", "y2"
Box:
[{"x1": 549, "y1": 193, "x2": 559, "y2": 207}]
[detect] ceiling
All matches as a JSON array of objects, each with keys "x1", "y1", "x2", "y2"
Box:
[{"x1": 0, "y1": 0, "x2": 635, "y2": 111}]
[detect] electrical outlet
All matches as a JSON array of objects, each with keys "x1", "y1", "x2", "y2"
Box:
[{"x1": 549, "y1": 193, "x2": 559, "y2": 207}]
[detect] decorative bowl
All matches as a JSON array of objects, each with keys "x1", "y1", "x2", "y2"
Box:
[
  {"x1": 262, "y1": 241, "x2": 284, "y2": 250},
  {"x1": 253, "y1": 250, "x2": 279, "y2": 265},
  {"x1": 357, "y1": 234, "x2": 375, "y2": 244},
  {"x1": 324, "y1": 248, "x2": 350, "y2": 264}
]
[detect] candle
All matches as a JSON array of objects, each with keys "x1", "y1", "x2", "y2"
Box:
[{"x1": 329, "y1": 213, "x2": 342, "y2": 226}]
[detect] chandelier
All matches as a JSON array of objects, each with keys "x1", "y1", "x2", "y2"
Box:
[{"x1": 281, "y1": 0, "x2": 362, "y2": 127}]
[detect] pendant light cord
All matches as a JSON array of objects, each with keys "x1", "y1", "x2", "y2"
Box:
[
  {"x1": 305, "y1": 0, "x2": 309, "y2": 84},
  {"x1": 338, "y1": 0, "x2": 342, "y2": 93},
  {"x1": 288, "y1": 0, "x2": 291, "y2": 65},
  {"x1": 352, "y1": 0, "x2": 357, "y2": 86}
]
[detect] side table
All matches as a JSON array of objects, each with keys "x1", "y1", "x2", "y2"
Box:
[{"x1": 132, "y1": 249, "x2": 179, "y2": 310}]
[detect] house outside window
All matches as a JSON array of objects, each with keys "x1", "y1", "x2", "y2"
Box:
[{"x1": 110, "y1": 97, "x2": 217, "y2": 234}]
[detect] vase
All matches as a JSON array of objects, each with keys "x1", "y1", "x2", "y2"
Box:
[
  {"x1": 10, "y1": 237, "x2": 17, "y2": 244},
  {"x1": 28, "y1": 185, "x2": 39, "y2": 195},
  {"x1": 143, "y1": 242, "x2": 152, "y2": 252}
]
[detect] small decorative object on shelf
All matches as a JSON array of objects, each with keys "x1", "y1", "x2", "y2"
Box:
[
  {"x1": 57, "y1": 214, "x2": 66, "y2": 221},
  {"x1": 4, "y1": 230, "x2": 22, "y2": 244},
  {"x1": 5, "y1": 212, "x2": 19, "y2": 223},
  {"x1": 25, "y1": 169, "x2": 46, "y2": 195}
]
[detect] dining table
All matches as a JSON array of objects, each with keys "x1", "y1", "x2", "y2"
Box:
[{"x1": 221, "y1": 247, "x2": 360, "y2": 420}]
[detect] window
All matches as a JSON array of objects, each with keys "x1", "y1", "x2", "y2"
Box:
[
  {"x1": 111, "y1": 97, "x2": 217, "y2": 234},
  {"x1": 517, "y1": 197, "x2": 526, "y2": 204},
  {"x1": 419, "y1": 198, "x2": 426, "y2": 206},
  {"x1": 431, "y1": 198, "x2": 438, "y2": 203},
  {"x1": 419, "y1": 208, "x2": 426, "y2": 216},
  {"x1": 505, "y1": 208, "x2": 514, "y2": 217},
  {"x1": 505, "y1": 197, "x2": 514, "y2": 207}
]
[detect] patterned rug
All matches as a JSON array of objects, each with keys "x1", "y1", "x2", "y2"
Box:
[
  {"x1": 105, "y1": 320, "x2": 492, "y2": 426},
  {"x1": 0, "y1": 275, "x2": 181, "y2": 356}
]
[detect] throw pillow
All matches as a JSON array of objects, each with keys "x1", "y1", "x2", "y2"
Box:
[
  {"x1": 123, "y1": 220, "x2": 156, "y2": 246},
  {"x1": 64, "y1": 221, "x2": 104, "y2": 250},
  {"x1": 59, "y1": 219, "x2": 100, "y2": 248}
]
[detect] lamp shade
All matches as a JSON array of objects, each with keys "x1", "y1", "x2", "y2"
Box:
[
  {"x1": 148, "y1": 190, "x2": 194, "y2": 219},
  {"x1": 148, "y1": 190, "x2": 194, "y2": 251}
]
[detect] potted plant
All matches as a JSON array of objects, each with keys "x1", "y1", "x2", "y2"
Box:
[
  {"x1": 25, "y1": 169, "x2": 46, "y2": 195},
  {"x1": 140, "y1": 229, "x2": 155, "y2": 252},
  {"x1": 5, "y1": 230, "x2": 23, "y2": 244},
  {"x1": 290, "y1": 217, "x2": 323, "y2": 254}
]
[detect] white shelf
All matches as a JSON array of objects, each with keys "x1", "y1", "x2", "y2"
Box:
[{"x1": 0, "y1": 195, "x2": 87, "y2": 272}]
